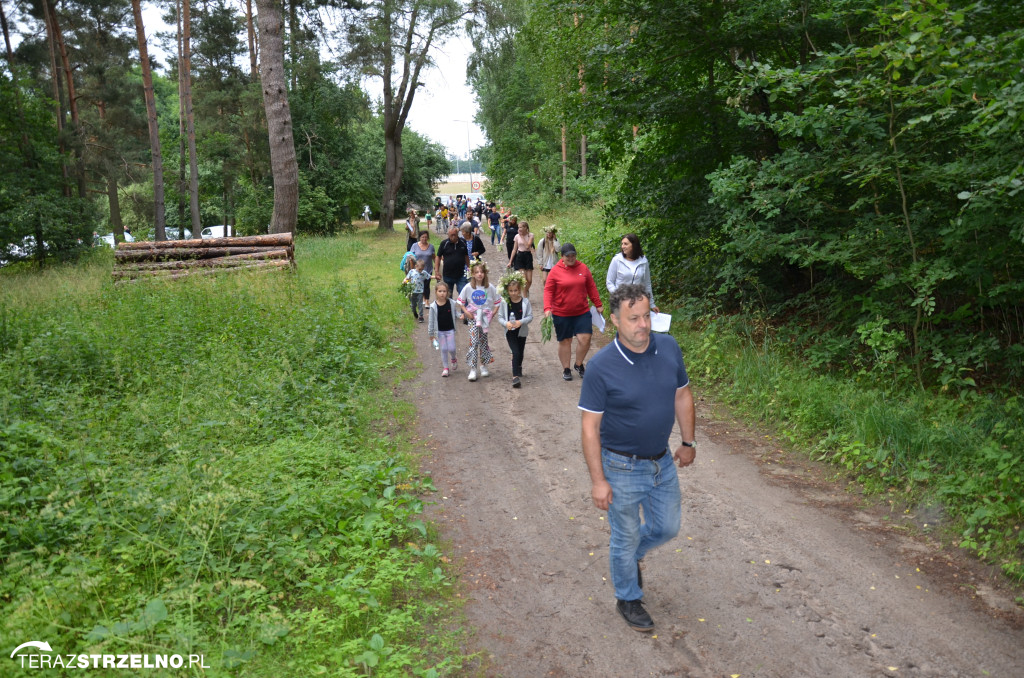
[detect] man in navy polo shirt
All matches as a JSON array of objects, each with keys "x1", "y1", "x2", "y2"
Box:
[{"x1": 578, "y1": 283, "x2": 696, "y2": 632}]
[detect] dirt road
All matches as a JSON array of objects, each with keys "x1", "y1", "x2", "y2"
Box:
[{"x1": 405, "y1": 242, "x2": 1024, "y2": 678}]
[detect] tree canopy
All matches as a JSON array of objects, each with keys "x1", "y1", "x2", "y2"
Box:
[
  {"x1": 469, "y1": 0, "x2": 1024, "y2": 390},
  {"x1": 0, "y1": 0, "x2": 451, "y2": 260}
]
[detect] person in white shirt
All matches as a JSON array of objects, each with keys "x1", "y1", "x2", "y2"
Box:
[{"x1": 606, "y1": 233, "x2": 658, "y2": 313}]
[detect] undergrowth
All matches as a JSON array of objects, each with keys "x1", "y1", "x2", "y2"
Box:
[{"x1": 0, "y1": 234, "x2": 464, "y2": 675}]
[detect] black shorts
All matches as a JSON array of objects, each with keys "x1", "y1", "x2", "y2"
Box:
[
  {"x1": 552, "y1": 312, "x2": 592, "y2": 341},
  {"x1": 514, "y1": 251, "x2": 534, "y2": 270}
]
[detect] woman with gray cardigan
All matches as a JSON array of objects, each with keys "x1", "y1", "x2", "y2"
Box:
[{"x1": 605, "y1": 233, "x2": 659, "y2": 313}]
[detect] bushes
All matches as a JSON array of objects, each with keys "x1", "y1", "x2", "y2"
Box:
[{"x1": 678, "y1": 314, "x2": 1024, "y2": 582}]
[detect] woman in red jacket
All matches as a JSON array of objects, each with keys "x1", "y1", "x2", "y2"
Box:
[{"x1": 543, "y1": 243, "x2": 604, "y2": 381}]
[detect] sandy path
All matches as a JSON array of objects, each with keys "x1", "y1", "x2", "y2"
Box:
[{"x1": 404, "y1": 240, "x2": 1024, "y2": 678}]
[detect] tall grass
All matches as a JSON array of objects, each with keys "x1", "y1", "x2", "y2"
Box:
[
  {"x1": 545, "y1": 204, "x2": 1024, "y2": 586},
  {"x1": 1, "y1": 233, "x2": 463, "y2": 675},
  {"x1": 684, "y1": 315, "x2": 1023, "y2": 582}
]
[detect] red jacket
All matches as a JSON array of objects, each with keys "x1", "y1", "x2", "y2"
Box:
[{"x1": 543, "y1": 259, "x2": 601, "y2": 316}]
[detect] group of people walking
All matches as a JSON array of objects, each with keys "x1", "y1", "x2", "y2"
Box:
[
  {"x1": 402, "y1": 209, "x2": 695, "y2": 634},
  {"x1": 402, "y1": 213, "x2": 660, "y2": 389}
]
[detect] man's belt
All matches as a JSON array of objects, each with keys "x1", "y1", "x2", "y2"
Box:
[{"x1": 605, "y1": 447, "x2": 668, "y2": 461}]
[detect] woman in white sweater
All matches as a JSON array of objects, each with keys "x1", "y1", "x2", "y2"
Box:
[{"x1": 605, "y1": 233, "x2": 659, "y2": 313}]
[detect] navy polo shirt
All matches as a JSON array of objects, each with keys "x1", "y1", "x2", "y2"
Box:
[{"x1": 578, "y1": 333, "x2": 689, "y2": 457}]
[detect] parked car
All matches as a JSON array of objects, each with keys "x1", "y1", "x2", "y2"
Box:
[
  {"x1": 132, "y1": 226, "x2": 194, "y2": 241},
  {"x1": 94, "y1": 231, "x2": 136, "y2": 248},
  {"x1": 201, "y1": 225, "x2": 234, "y2": 239},
  {"x1": 164, "y1": 226, "x2": 193, "y2": 240},
  {"x1": 0, "y1": 237, "x2": 36, "y2": 266}
]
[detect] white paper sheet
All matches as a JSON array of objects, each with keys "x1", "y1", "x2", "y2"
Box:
[
  {"x1": 590, "y1": 305, "x2": 607, "y2": 333},
  {"x1": 650, "y1": 311, "x2": 672, "y2": 333}
]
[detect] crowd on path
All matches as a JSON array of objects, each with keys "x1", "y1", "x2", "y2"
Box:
[{"x1": 399, "y1": 200, "x2": 697, "y2": 635}]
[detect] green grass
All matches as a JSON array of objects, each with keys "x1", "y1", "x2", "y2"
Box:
[
  {"x1": 1, "y1": 234, "x2": 465, "y2": 675},
  {"x1": 541, "y1": 204, "x2": 1024, "y2": 588}
]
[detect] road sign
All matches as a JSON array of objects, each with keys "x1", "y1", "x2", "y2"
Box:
[{"x1": 472, "y1": 181, "x2": 481, "y2": 190}]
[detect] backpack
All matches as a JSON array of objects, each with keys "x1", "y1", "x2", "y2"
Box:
[{"x1": 400, "y1": 251, "x2": 415, "y2": 272}]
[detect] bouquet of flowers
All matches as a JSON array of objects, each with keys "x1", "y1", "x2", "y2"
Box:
[
  {"x1": 496, "y1": 270, "x2": 527, "y2": 304},
  {"x1": 398, "y1": 278, "x2": 414, "y2": 299}
]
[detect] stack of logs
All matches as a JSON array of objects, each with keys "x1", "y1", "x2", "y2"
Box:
[{"x1": 113, "y1": 233, "x2": 295, "y2": 283}]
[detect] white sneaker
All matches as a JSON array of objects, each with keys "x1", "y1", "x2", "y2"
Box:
[
  {"x1": 479, "y1": 364, "x2": 489, "y2": 377},
  {"x1": 441, "y1": 368, "x2": 449, "y2": 377},
  {"x1": 468, "y1": 369, "x2": 478, "y2": 382}
]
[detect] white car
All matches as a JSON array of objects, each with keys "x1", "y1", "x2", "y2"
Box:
[
  {"x1": 201, "y1": 225, "x2": 234, "y2": 239},
  {"x1": 95, "y1": 231, "x2": 136, "y2": 248},
  {"x1": 163, "y1": 226, "x2": 193, "y2": 240}
]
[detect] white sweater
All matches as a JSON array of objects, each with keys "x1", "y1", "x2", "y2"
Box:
[{"x1": 606, "y1": 253, "x2": 654, "y2": 303}]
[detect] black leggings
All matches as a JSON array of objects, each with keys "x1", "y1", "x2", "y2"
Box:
[{"x1": 506, "y1": 331, "x2": 526, "y2": 377}]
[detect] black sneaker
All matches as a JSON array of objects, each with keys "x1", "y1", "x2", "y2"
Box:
[
  {"x1": 512, "y1": 376, "x2": 521, "y2": 388},
  {"x1": 574, "y1": 362, "x2": 586, "y2": 378},
  {"x1": 562, "y1": 368, "x2": 573, "y2": 381},
  {"x1": 616, "y1": 599, "x2": 654, "y2": 632}
]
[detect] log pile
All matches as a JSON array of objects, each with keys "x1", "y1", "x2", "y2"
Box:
[{"x1": 113, "y1": 233, "x2": 295, "y2": 283}]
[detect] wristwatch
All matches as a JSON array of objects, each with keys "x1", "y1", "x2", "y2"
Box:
[{"x1": 681, "y1": 441, "x2": 697, "y2": 448}]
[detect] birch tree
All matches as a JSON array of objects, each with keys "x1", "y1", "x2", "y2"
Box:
[{"x1": 342, "y1": 0, "x2": 464, "y2": 231}]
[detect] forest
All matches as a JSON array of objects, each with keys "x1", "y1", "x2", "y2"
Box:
[
  {"x1": 1, "y1": 0, "x2": 1023, "y2": 670},
  {"x1": 0, "y1": 0, "x2": 452, "y2": 255},
  {"x1": 466, "y1": 0, "x2": 1024, "y2": 581},
  {"x1": 470, "y1": 0, "x2": 1024, "y2": 394}
]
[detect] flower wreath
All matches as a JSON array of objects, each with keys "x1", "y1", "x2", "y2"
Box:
[{"x1": 496, "y1": 270, "x2": 527, "y2": 304}]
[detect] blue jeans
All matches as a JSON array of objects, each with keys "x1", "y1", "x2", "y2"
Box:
[
  {"x1": 602, "y1": 448, "x2": 681, "y2": 602},
  {"x1": 444, "y1": 275, "x2": 468, "y2": 297}
]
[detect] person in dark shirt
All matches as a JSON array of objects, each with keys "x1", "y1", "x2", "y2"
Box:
[
  {"x1": 461, "y1": 223, "x2": 486, "y2": 261},
  {"x1": 434, "y1": 227, "x2": 470, "y2": 297},
  {"x1": 504, "y1": 215, "x2": 520, "y2": 260},
  {"x1": 578, "y1": 284, "x2": 696, "y2": 633},
  {"x1": 488, "y1": 208, "x2": 502, "y2": 245}
]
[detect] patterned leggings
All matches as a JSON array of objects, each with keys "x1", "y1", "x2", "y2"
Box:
[
  {"x1": 465, "y1": 325, "x2": 492, "y2": 368},
  {"x1": 437, "y1": 330, "x2": 456, "y2": 368}
]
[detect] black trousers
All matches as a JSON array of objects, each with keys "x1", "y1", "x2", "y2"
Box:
[{"x1": 506, "y1": 331, "x2": 526, "y2": 377}]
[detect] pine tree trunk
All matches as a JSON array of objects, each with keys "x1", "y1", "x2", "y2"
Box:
[
  {"x1": 106, "y1": 165, "x2": 124, "y2": 240},
  {"x1": 41, "y1": 0, "x2": 69, "y2": 197},
  {"x1": 2, "y1": 0, "x2": 32, "y2": 159},
  {"x1": 131, "y1": 0, "x2": 166, "y2": 239},
  {"x1": 176, "y1": 0, "x2": 186, "y2": 231},
  {"x1": 245, "y1": 0, "x2": 258, "y2": 77},
  {"x1": 182, "y1": 0, "x2": 201, "y2": 231},
  {"x1": 288, "y1": 0, "x2": 297, "y2": 91},
  {"x1": 255, "y1": 0, "x2": 298, "y2": 234},
  {"x1": 46, "y1": 1, "x2": 86, "y2": 199}
]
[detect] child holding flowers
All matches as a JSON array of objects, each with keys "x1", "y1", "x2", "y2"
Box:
[
  {"x1": 404, "y1": 258, "x2": 431, "y2": 322},
  {"x1": 497, "y1": 270, "x2": 533, "y2": 388},
  {"x1": 457, "y1": 261, "x2": 501, "y2": 382}
]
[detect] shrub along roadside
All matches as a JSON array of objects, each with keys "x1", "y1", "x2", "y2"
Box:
[
  {"x1": 541, "y1": 204, "x2": 1023, "y2": 587},
  {"x1": 0, "y1": 234, "x2": 463, "y2": 675}
]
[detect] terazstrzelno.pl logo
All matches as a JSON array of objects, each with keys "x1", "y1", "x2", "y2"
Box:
[{"x1": 10, "y1": 641, "x2": 209, "y2": 670}]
